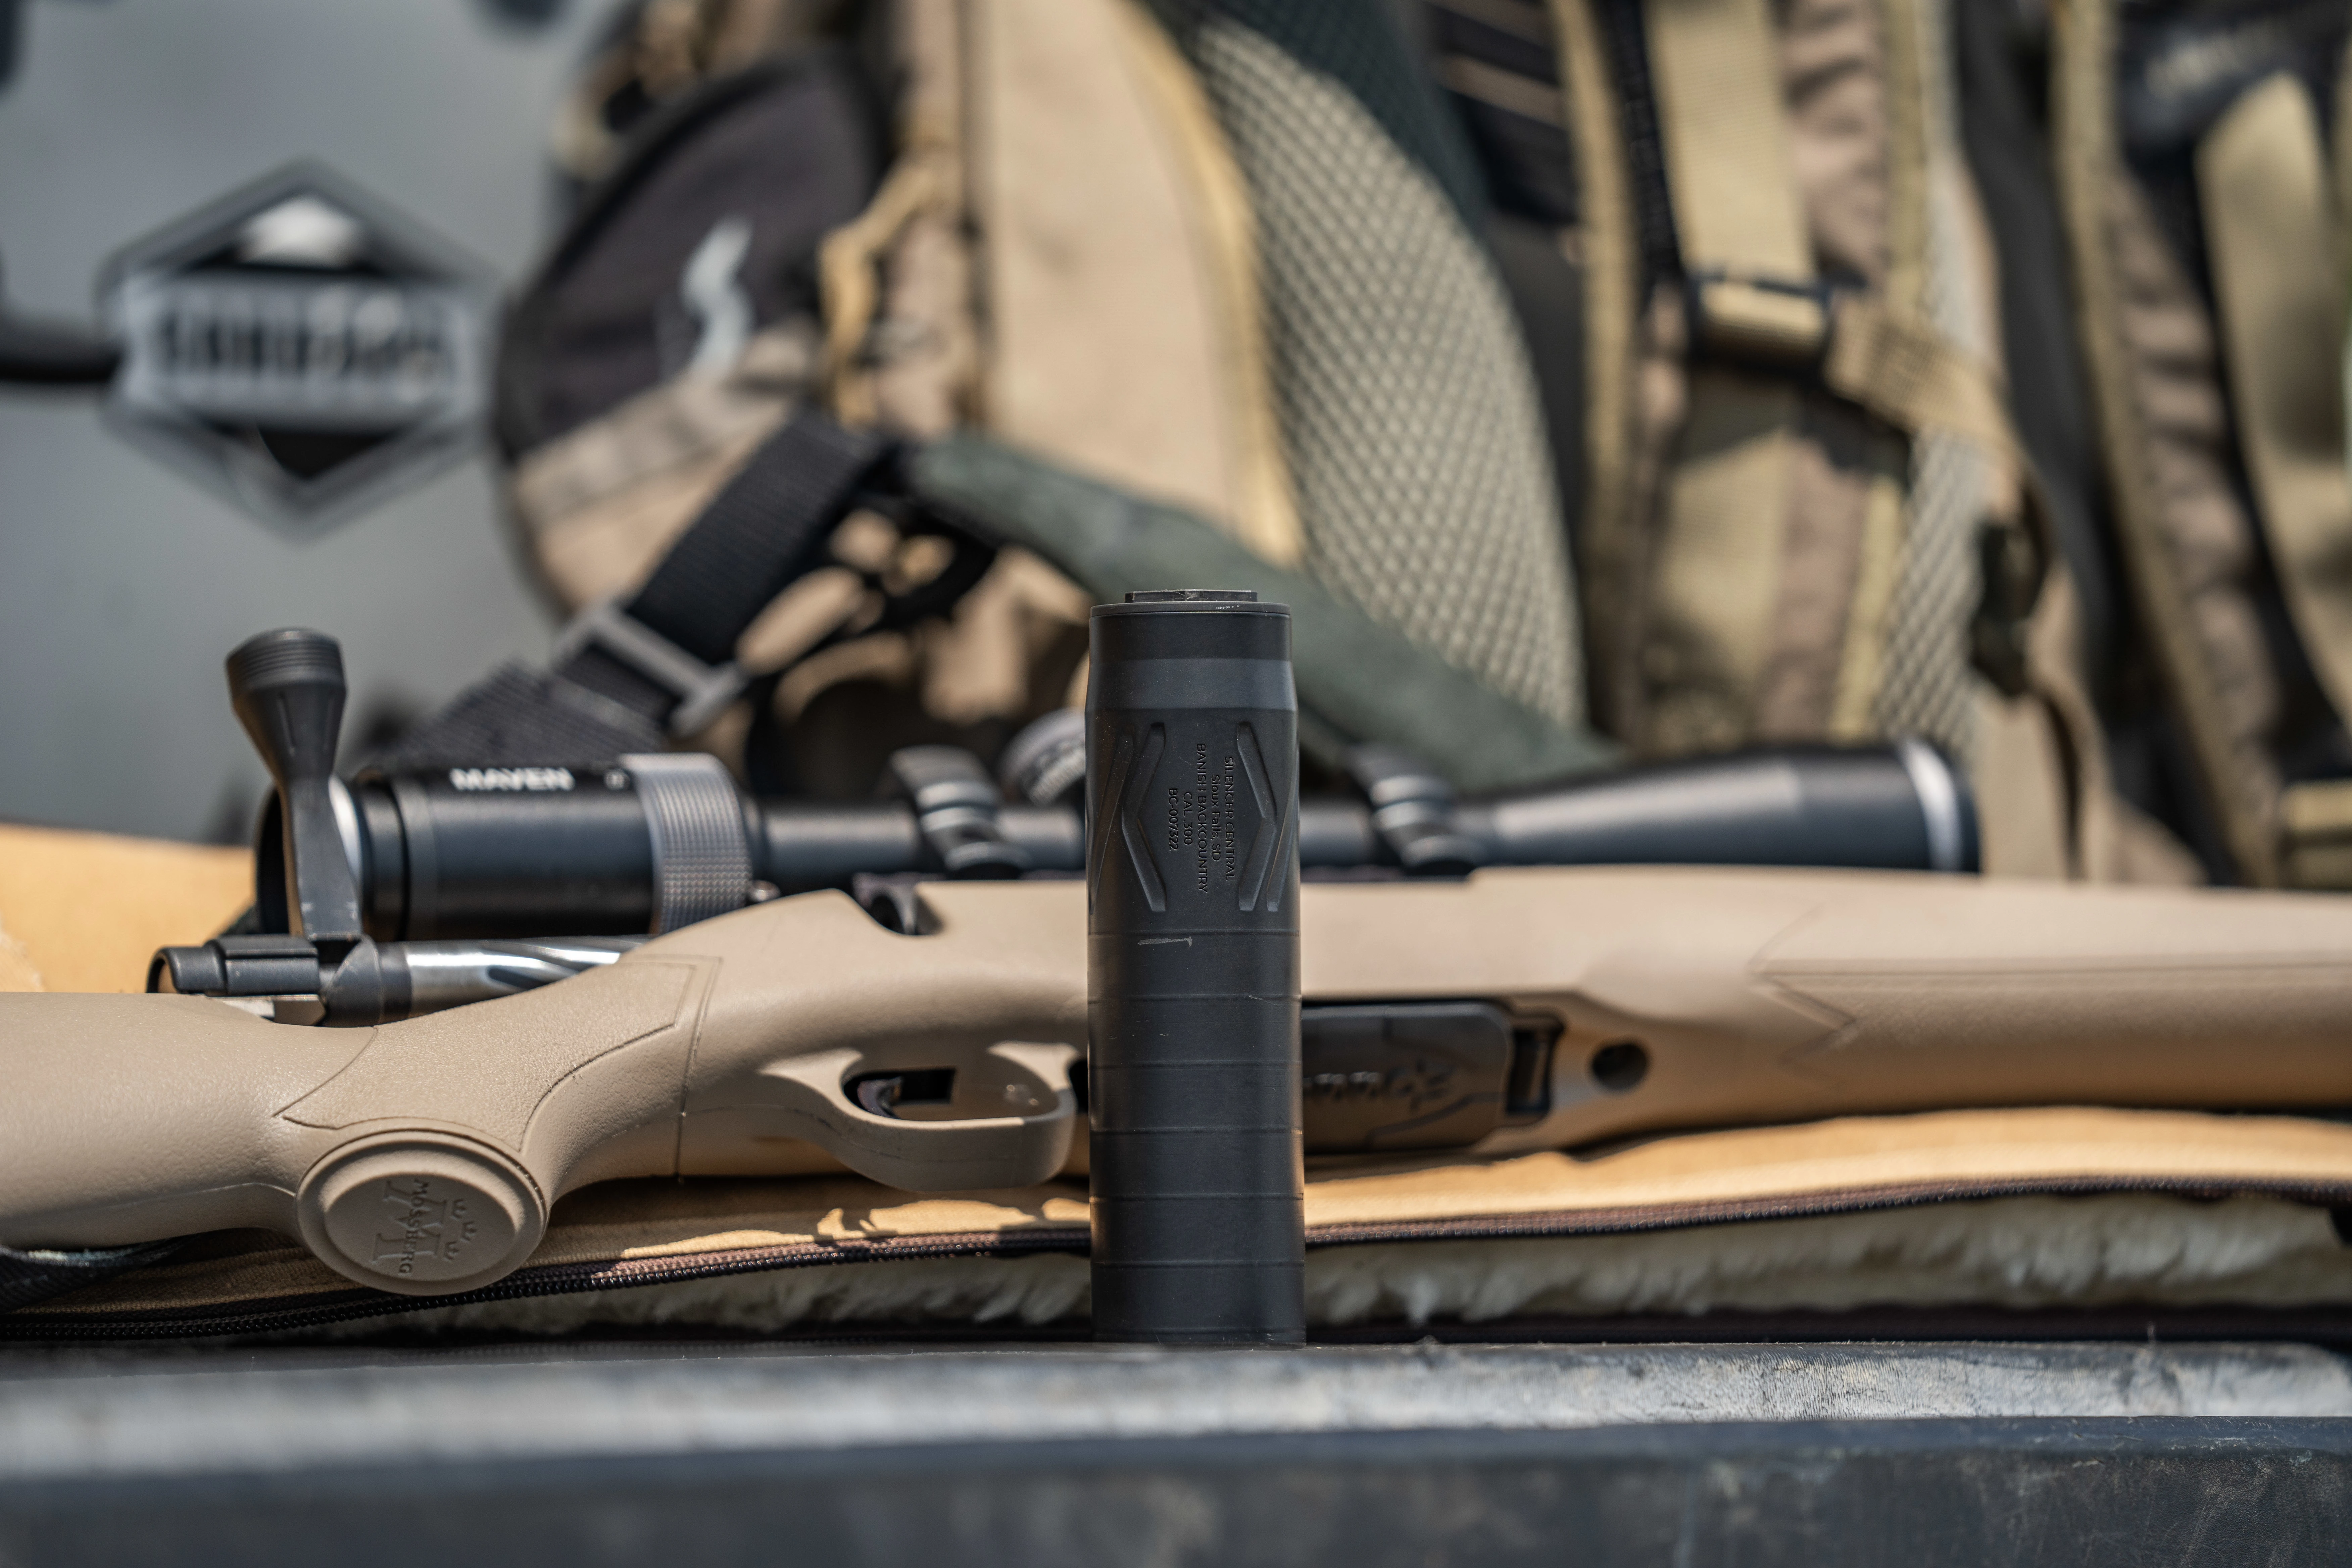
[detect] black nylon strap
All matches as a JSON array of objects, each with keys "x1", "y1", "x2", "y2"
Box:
[
  {"x1": 554, "y1": 409, "x2": 891, "y2": 723},
  {"x1": 623, "y1": 412, "x2": 890, "y2": 666},
  {"x1": 378, "y1": 663, "x2": 664, "y2": 770},
  {"x1": 385, "y1": 411, "x2": 890, "y2": 768}
]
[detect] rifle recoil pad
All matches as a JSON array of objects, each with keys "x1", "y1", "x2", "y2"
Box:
[{"x1": 1086, "y1": 590, "x2": 1305, "y2": 1343}]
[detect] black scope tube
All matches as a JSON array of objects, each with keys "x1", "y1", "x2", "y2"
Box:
[
  {"x1": 296, "y1": 745, "x2": 1971, "y2": 941},
  {"x1": 1085, "y1": 591, "x2": 1304, "y2": 1343},
  {"x1": 1291, "y1": 739, "x2": 1975, "y2": 874}
]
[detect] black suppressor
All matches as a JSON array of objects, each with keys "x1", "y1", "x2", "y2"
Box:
[
  {"x1": 1085, "y1": 590, "x2": 1305, "y2": 1343},
  {"x1": 296, "y1": 741, "x2": 1972, "y2": 941}
]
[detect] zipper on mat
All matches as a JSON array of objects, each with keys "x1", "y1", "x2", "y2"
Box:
[{"x1": 11, "y1": 1172, "x2": 2352, "y2": 1341}]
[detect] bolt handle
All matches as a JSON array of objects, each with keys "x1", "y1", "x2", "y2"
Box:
[{"x1": 227, "y1": 629, "x2": 361, "y2": 946}]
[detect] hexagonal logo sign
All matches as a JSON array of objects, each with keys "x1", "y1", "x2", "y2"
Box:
[{"x1": 101, "y1": 162, "x2": 499, "y2": 526}]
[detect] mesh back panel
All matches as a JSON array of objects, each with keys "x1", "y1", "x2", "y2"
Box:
[
  {"x1": 1877, "y1": 432, "x2": 1984, "y2": 765},
  {"x1": 1872, "y1": 0, "x2": 1984, "y2": 766},
  {"x1": 1161, "y1": 1, "x2": 1585, "y2": 725}
]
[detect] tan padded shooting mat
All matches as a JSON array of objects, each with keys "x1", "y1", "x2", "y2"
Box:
[
  {"x1": 0, "y1": 822, "x2": 250, "y2": 995},
  {"x1": 21, "y1": 1107, "x2": 2352, "y2": 1332}
]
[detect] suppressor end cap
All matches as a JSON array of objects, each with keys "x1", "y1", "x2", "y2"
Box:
[{"x1": 1124, "y1": 589, "x2": 1257, "y2": 603}]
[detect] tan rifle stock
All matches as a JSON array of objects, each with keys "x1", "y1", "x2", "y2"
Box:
[{"x1": 3, "y1": 867, "x2": 2350, "y2": 1297}]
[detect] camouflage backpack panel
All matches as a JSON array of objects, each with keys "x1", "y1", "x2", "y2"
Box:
[
  {"x1": 1427, "y1": 0, "x2": 2201, "y2": 880},
  {"x1": 499, "y1": 7, "x2": 1093, "y2": 792},
  {"x1": 2052, "y1": 0, "x2": 2352, "y2": 888},
  {"x1": 1521, "y1": 0, "x2": 1986, "y2": 766},
  {"x1": 504, "y1": 0, "x2": 1595, "y2": 794}
]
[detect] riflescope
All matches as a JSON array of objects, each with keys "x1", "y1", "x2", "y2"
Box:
[{"x1": 217, "y1": 631, "x2": 1977, "y2": 945}]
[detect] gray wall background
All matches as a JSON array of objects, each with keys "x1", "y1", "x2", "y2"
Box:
[{"x1": 0, "y1": 0, "x2": 616, "y2": 841}]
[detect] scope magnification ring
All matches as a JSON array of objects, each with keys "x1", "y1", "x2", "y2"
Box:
[{"x1": 623, "y1": 752, "x2": 754, "y2": 932}]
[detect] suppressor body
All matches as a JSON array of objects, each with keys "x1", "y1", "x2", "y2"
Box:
[{"x1": 1086, "y1": 591, "x2": 1305, "y2": 1343}]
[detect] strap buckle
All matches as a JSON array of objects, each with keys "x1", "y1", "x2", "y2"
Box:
[
  {"x1": 553, "y1": 598, "x2": 747, "y2": 738},
  {"x1": 1685, "y1": 271, "x2": 1838, "y2": 376}
]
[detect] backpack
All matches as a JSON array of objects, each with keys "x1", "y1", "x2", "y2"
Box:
[
  {"x1": 496, "y1": 0, "x2": 1597, "y2": 800},
  {"x1": 1418, "y1": 0, "x2": 2219, "y2": 880},
  {"x1": 479, "y1": 0, "x2": 2331, "y2": 889}
]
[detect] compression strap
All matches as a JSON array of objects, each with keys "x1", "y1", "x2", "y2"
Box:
[{"x1": 384, "y1": 409, "x2": 891, "y2": 768}]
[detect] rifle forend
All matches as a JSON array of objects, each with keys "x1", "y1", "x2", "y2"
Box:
[{"x1": 7, "y1": 867, "x2": 2352, "y2": 1297}]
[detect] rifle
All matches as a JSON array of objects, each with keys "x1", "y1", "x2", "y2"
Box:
[{"x1": 10, "y1": 866, "x2": 2352, "y2": 1297}]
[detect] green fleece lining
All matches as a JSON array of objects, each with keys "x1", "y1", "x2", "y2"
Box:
[{"x1": 911, "y1": 434, "x2": 1618, "y2": 791}]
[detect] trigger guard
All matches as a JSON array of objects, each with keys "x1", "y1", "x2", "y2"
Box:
[{"x1": 763, "y1": 1043, "x2": 1077, "y2": 1192}]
